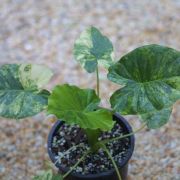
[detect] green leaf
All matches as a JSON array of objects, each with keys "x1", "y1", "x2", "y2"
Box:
[
  {"x1": 48, "y1": 84, "x2": 114, "y2": 131},
  {"x1": 33, "y1": 169, "x2": 63, "y2": 180},
  {"x1": 33, "y1": 170, "x2": 53, "y2": 180},
  {"x1": 74, "y1": 26, "x2": 114, "y2": 73},
  {"x1": 52, "y1": 175, "x2": 63, "y2": 180},
  {"x1": 0, "y1": 64, "x2": 53, "y2": 119},
  {"x1": 108, "y1": 44, "x2": 180, "y2": 128}
]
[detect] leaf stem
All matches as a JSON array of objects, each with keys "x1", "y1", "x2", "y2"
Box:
[
  {"x1": 103, "y1": 145, "x2": 122, "y2": 180},
  {"x1": 63, "y1": 149, "x2": 90, "y2": 179},
  {"x1": 96, "y1": 67, "x2": 100, "y2": 96},
  {"x1": 102, "y1": 123, "x2": 147, "y2": 144}
]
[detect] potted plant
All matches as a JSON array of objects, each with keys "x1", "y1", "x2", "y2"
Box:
[{"x1": 0, "y1": 27, "x2": 179, "y2": 180}]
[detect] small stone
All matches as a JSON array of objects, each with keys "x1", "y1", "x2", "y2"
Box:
[{"x1": 0, "y1": 165, "x2": 5, "y2": 173}]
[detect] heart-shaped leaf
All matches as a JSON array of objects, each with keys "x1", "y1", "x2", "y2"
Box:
[
  {"x1": 0, "y1": 64, "x2": 53, "y2": 119},
  {"x1": 48, "y1": 84, "x2": 114, "y2": 131},
  {"x1": 74, "y1": 26, "x2": 114, "y2": 73},
  {"x1": 108, "y1": 44, "x2": 180, "y2": 128}
]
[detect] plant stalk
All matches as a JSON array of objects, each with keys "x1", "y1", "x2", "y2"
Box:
[
  {"x1": 84, "y1": 129, "x2": 101, "y2": 152},
  {"x1": 103, "y1": 145, "x2": 122, "y2": 180},
  {"x1": 96, "y1": 67, "x2": 100, "y2": 96},
  {"x1": 102, "y1": 123, "x2": 147, "y2": 144},
  {"x1": 63, "y1": 150, "x2": 90, "y2": 179}
]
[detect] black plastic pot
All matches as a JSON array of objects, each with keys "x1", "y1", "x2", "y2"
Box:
[{"x1": 48, "y1": 113, "x2": 135, "y2": 180}]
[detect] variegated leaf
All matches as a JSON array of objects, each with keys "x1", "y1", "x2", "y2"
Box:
[
  {"x1": 140, "y1": 107, "x2": 172, "y2": 129},
  {"x1": 19, "y1": 64, "x2": 53, "y2": 90},
  {"x1": 0, "y1": 64, "x2": 53, "y2": 119},
  {"x1": 108, "y1": 44, "x2": 180, "y2": 128},
  {"x1": 74, "y1": 26, "x2": 114, "y2": 73}
]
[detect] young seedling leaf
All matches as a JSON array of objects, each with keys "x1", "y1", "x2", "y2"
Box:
[
  {"x1": 52, "y1": 175, "x2": 63, "y2": 180},
  {"x1": 74, "y1": 26, "x2": 114, "y2": 73},
  {"x1": 33, "y1": 169, "x2": 63, "y2": 180},
  {"x1": 33, "y1": 169, "x2": 53, "y2": 180},
  {"x1": 108, "y1": 44, "x2": 180, "y2": 129},
  {"x1": 48, "y1": 84, "x2": 114, "y2": 131},
  {"x1": 0, "y1": 64, "x2": 53, "y2": 119}
]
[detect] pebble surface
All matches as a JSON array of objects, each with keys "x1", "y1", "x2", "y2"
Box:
[{"x1": 0, "y1": 0, "x2": 180, "y2": 179}]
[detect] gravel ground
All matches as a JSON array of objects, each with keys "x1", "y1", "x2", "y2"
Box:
[{"x1": 0, "y1": 0, "x2": 180, "y2": 179}]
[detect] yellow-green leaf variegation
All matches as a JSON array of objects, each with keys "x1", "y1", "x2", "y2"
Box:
[
  {"x1": 108, "y1": 44, "x2": 180, "y2": 128},
  {"x1": 74, "y1": 26, "x2": 114, "y2": 73},
  {"x1": 0, "y1": 64, "x2": 53, "y2": 119}
]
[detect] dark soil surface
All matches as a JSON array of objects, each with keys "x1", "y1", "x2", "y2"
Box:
[{"x1": 51, "y1": 123, "x2": 130, "y2": 175}]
